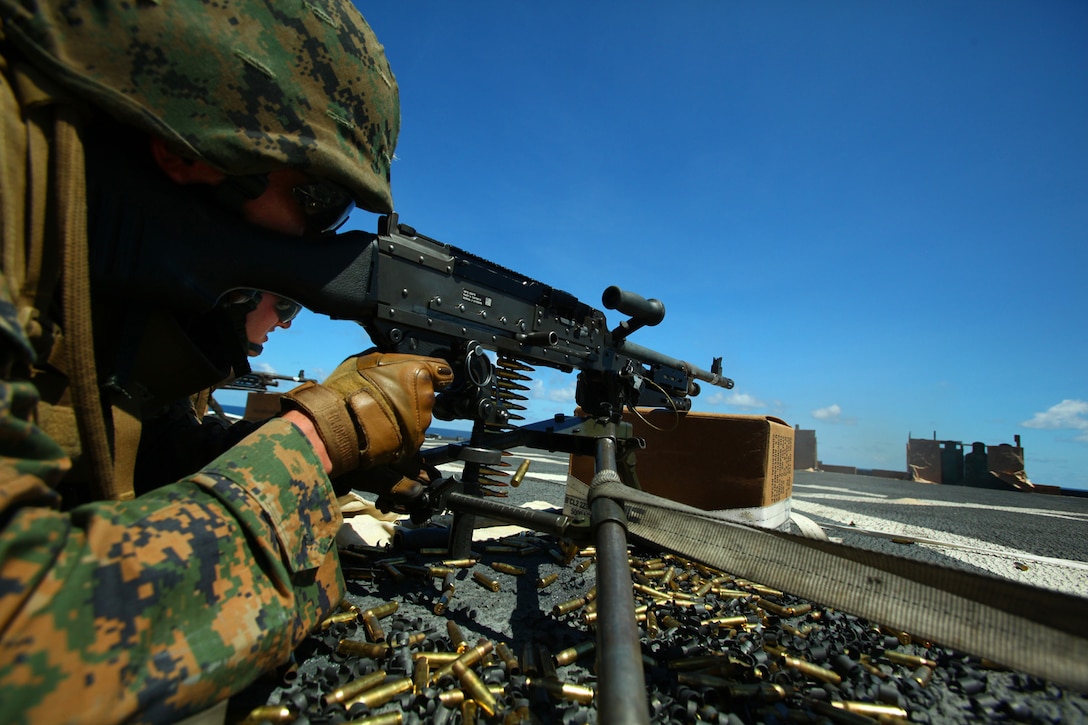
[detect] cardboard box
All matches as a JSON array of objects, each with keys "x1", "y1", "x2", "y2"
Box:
[{"x1": 567, "y1": 410, "x2": 795, "y2": 529}]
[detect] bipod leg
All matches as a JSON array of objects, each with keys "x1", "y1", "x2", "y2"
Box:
[{"x1": 590, "y1": 430, "x2": 650, "y2": 725}]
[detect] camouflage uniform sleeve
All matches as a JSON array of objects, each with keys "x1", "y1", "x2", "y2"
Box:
[{"x1": 0, "y1": 386, "x2": 345, "y2": 724}]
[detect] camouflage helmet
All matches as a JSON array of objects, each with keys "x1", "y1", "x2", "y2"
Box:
[{"x1": 0, "y1": 0, "x2": 399, "y2": 214}]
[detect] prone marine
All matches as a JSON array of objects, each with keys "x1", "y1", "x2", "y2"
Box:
[{"x1": 0, "y1": 1, "x2": 449, "y2": 722}]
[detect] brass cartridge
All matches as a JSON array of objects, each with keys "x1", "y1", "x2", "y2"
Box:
[
  {"x1": 343, "y1": 676, "x2": 413, "y2": 709},
  {"x1": 511, "y1": 459, "x2": 530, "y2": 487},
  {"x1": 884, "y1": 650, "x2": 938, "y2": 669},
  {"x1": 433, "y1": 587, "x2": 455, "y2": 615},
  {"x1": 783, "y1": 656, "x2": 842, "y2": 685},
  {"x1": 413, "y1": 651, "x2": 462, "y2": 664},
  {"x1": 433, "y1": 640, "x2": 494, "y2": 683},
  {"x1": 489, "y1": 561, "x2": 526, "y2": 576},
  {"x1": 442, "y1": 558, "x2": 479, "y2": 568},
  {"x1": 700, "y1": 615, "x2": 753, "y2": 628},
  {"x1": 238, "y1": 705, "x2": 294, "y2": 724},
  {"x1": 337, "y1": 639, "x2": 389, "y2": 659},
  {"x1": 537, "y1": 573, "x2": 559, "y2": 589},
  {"x1": 472, "y1": 571, "x2": 501, "y2": 592},
  {"x1": 361, "y1": 612, "x2": 385, "y2": 643},
  {"x1": 364, "y1": 601, "x2": 399, "y2": 620},
  {"x1": 552, "y1": 597, "x2": 586, "y2": 617},
  {"x1": 528, "y1": 676, "x2": 595, "y2": 705},
  {"x1": 320, "y1": 610, "x2": 359, "y2": 629},
  {"x1": 495, "y1": 641, "x2": 519, "y2": 673},
  {"x1": 573, "y1": 558, "x2": 593, "y2": 573},
  {"x1": 438, "y1": 684, "x2": 507, "y2": 708},
  {"x1": 756, "y1": 598, "x2": 812, "y2": 618},
  {"x1": 912, "y1": 665, "x2": 934, "y2": 687},
  {"x1": 554, "y1": 640, "x2": 595, "y2": 666},
  {"x1": 452, "y1": 659, "x2": 498, "y2": 716},
  {"x1": 412, "y1": 657, "x2": 429, "y2": 694},
  {"x1": 447, "y1": 621, "x2": 468, "y2": 653},
  {"x1": 832, "y1": 701, "x2": 909, "y2": 719},
  {"x1": 646, "y1": 609, "x2": 660, "y2": 638},
  {"x1": 325, "y1": 670, "x2": 387, "y2": 705}
]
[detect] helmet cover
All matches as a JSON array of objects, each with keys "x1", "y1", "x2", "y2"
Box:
[{"x1": 1, "y1": 0, "x2": 400, "y2": 213}]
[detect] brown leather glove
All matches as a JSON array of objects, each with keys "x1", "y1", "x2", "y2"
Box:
[{"x1": 281, "y1": 353, "x2": 453, "y2": 477}]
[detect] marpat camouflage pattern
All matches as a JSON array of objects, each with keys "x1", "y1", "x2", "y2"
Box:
[{"x1": 0, "y1": 0, "x2": 400, "y2": 213}]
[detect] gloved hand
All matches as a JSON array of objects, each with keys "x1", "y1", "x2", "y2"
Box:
[
  {"x1": 281, "y1": 352, "x2": 453, "y2": 477},
  {"x1": 335, "y1": 460, "x2": 439, "y2": 514}
]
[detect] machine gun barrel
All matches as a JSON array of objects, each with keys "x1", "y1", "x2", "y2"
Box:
[{"x1": 617, "y1": 339, "x2": 735, "y2": 392}]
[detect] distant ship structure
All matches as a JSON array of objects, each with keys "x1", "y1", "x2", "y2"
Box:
[{"x1": 793, "y1": 427, "x2": 1065, "y2": 495}]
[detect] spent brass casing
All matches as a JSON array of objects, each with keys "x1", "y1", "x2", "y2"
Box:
[
  {"x1": 833, "y1": 701, "x2": 909, "y2": 719},
  {"x1": 320, "y1": 610, "x2": 359, "y2": 629},
  {"x1": 472, "y1": 571, "x2": 501, "y2": 592},
  {"x1": 511, "y1": 459, "x2": 530, "y2": 487},
  {"x1": 783, "y1": 656, "x2": 842, "y2": 684},
  {"x1": 325, "y1": 670, "x2": 387, "y2": 705},
  {"x1": 433, "y1": 641, "x2": 494, "y2": 683},
  {"x1": 554, "y1": 640, "x2": 595, "y2": 666},
  {"x1": 537, "y1": 573, "x2": 559, "y2": 589},
  {"x1": 239, "y1": 705, "x2": 294, "y2": 724},
  {"x1": 646, "y1": 609, "x2": 660, "y2": 638},
  {"x1": 756, "y1": 598, "x2": 812, "y2": 618},
  {"x1": 442, "y1": 559, "x2": 479, "y2": 568},
  {"x1": 433, "y1": 587, "x2": 455, "y2": 615},
  {"x1": 361, "y1": 612, "x2": 385, "y2": 643},
  {"x1": 701, "y1": 615, "x2": 754, "y2": 628},
  {"x1": 573, "y1": 558, "x2": 593, "y2": 573},
  {"x1": 495, "y1": 641, "x2": 520, "y2": 673},
  {"x1": 912, "y1": 665, "x2": 934, "y2": 687},
  {"x1": 528, "y1": 676, "x2": 595, "y2": 705},
  {"x1": 412, "y1": 656, "x2": 429, "y2": 693},
  {"x1": 438, "y1": 683, "x2": 507, "y2": 708},
  {"x1": 552, "y1": 597, "x2": 586, "y2": 617},
  {"x1": 414, "y1": 651, "x2": 462, "y2": 664},
  {"x1": 337, "y1": 639, "x2": 389, "y2": 659},
  {"x1": 884, "y1": 650, "x2": 938, "y2": 669},
  {"x1": 343, "y1": 676, "x2": 413, "y2": 709},
  {"x1": 364, "y1": 601, "x2": 399, "y2": 620},
  {"x1": 452, "y1": 659, "x2": 498, "y2": 716},
  {"x1": 489, "y1": 561, "x2": 526, "y2": 576},
  {"x1": 447, "y1": 621, "x2": 468, "y2": 653}
]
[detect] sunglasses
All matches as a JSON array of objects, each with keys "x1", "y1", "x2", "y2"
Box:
[
  {"x1": 273, "y1": 295, "x2": 302, "y2": 324},
  {"x1": 292, "y1": 180, "x2": 355, "y2": 234}
]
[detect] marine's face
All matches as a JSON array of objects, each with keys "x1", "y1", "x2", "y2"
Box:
[{"x1": 244, "y1": 292, "x2": 293, "y2": 356}]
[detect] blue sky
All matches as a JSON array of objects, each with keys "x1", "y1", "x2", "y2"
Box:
[{"x1": 224, "y1": 2, "x2": 1088, "y2": 489}]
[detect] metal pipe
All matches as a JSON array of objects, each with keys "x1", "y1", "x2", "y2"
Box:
[{"x1": 590, "y1": 433, "x2": 650, "y2": 725}]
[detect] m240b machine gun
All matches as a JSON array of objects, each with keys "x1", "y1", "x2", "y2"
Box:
[{"x1": 361, "y1": 214, "x2": 733, "y2": 427}]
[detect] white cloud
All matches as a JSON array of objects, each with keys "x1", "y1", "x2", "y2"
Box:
[
  {"x1": 703, "y1": 390, "x2": 765, "y2": 408},
  {"x1": 1021, "y1": 400, "x2": 1088, "y2": 441},
  {"x1": 528, "y1": 378, "x2": 576, "y2": 404},
  {"x1": 811, "y1": 404, "x2": 842, "y2": 421}
]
